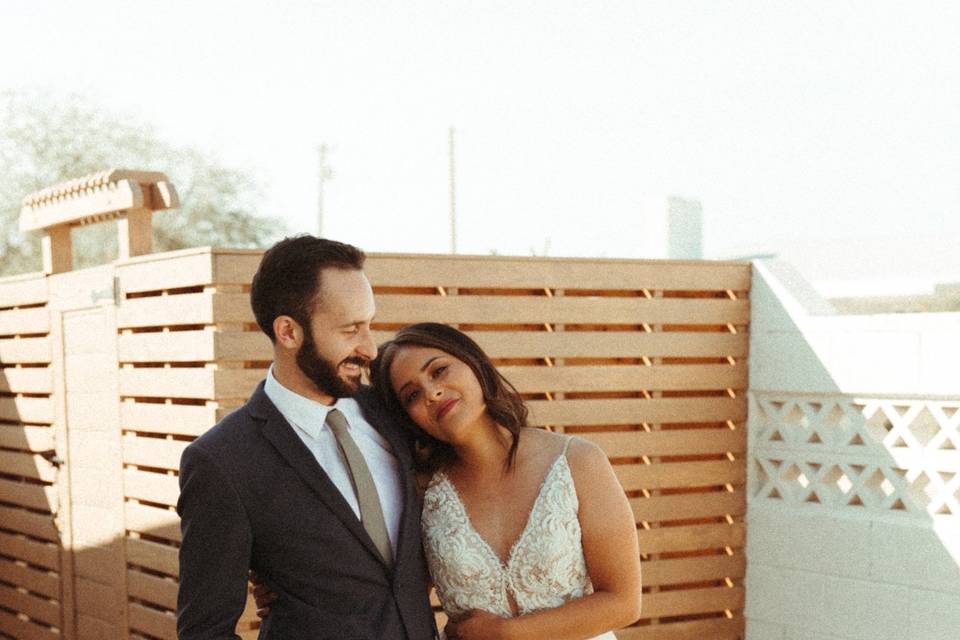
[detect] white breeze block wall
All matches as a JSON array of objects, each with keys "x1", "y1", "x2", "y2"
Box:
[{"x1": 746, "y1": 260, "x2": 960, "y2": 640}]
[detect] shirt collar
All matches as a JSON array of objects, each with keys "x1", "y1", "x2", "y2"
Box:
[{"x1": 265, "y1": 366, "x2": 363, "y2": 439}]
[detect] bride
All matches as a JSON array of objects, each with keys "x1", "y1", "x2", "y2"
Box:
[{"x1": 371, "y1": 323, "x2": 641, "y2": 640}]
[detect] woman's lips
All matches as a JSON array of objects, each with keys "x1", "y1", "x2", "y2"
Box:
[{"x1": 436, "y1": 398, "x2": 459, "y2": 421}]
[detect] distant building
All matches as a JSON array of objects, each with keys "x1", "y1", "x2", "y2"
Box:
[
  {"x1": 830, "y1": 281, "x2": 960, "y2": 314},
  {"x1": 718, "y1": 234, "x2": 960, "y2": 313},
  {"x1": 637, "y1": 195, "x2": 703, "y2": 259}
]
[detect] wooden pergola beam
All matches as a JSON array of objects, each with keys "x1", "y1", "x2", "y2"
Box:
[{"x1": 19, "y1": 169, "x2": 180, "y2": 274}]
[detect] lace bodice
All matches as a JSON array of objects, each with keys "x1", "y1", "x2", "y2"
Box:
[{"x1": 422, "y1": 439, "x2": 616, "y2": 639}]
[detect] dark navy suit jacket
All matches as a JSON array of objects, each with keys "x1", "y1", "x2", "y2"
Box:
[{"x1": 176, "y1": 382, "x2": 436, "y2": 640}]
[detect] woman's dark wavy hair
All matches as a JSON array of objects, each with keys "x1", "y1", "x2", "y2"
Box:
[{"x1": 370, "y1": 323, "x2": 528, "y2": 474}]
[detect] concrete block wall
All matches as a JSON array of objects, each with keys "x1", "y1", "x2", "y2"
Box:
[
  {"x1": 746, "y1": 261, "x2": 960, "y2": 640},
  {"x1": 747, "y1": 507, "x2": 960, "y2": 640}
]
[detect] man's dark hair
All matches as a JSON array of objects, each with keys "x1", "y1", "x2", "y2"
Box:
[
  {"x1": 250, "y1": 235, "x2": 366, "y2": 341},
  {"x1": 370, "y1": 322, "x2": 528, "y2": 474}
]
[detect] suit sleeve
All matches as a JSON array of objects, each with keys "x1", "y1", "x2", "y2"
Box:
[{"x1": 176, "y1": 443, "x2": 252, "y2": 640}]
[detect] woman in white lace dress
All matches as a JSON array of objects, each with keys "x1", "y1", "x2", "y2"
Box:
[{"x1": 371, "y1": 323, "x2": 642, "y2": 640}]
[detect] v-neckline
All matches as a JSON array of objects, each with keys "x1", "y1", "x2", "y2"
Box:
[{"x1": 438, "y1": 452, "x2": 568, "y2": 570}]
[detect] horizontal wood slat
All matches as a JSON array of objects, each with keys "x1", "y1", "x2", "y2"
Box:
[
  {"x1": 116, "y1": 250, "x2": 216, "y2": 294},
  {"x1": 121, "y1": 402, "x2": 219, "y2": 437},
  {"x1": 614, "y1": 459, "x2": 746, "y2": 491},
  {"x1": 126, "y1": 537, "x2": 178, "y2": 577},
  {"x1": 117, "y1": 330, "x2": 271, "y2": 363},
  {"x1": 0, "y1": 504, "x2": 59, "y2": 541},
  {"x1": 0, "y1": 476, "x2": 57, "y2": 512},
  {"x1": 528, "y1": 397, "x2": 746, "y2": 427},
  {"x1": 581, "y1": 428, "x2": 745, "y2": 458},
  {"x1": 116, "y1": 293, "x2": 250, "y2": 329},
  {"x1": 123, "y1": 437, "x2": 190, "y2": 471},
  {"x1": 631, "y1": 490, "x2": 745, "y2": 522},
  {"x1": 0, "y1": 337, "x2": 51, "y2": 363},
  {"x1": 0, "y1": 530, "x2": 59, "y2": 570},
  {"x1": 500, "y1": 363, "x2": 746, "y2": 393},
  {"x1": 0, "y1": 424, "x2": 55, "y2": 452},
  {"x1": 638, "y1": 522, "x2": 746, "y2": 554},
  {"x1": 642, "y1": 553, "x2": 745, "y2": 587},
  {"x1": 119, "y1": 368, "x2": 264, "y2": 400},
  {"x1": 0, "y1": 274, "x2": 48, "y2": 308},
  {"x1": 0, "y1": 395, "x2": 55, "y2": 424},
  {"x1": 0, "y1": 450, "x2": 58, "y2": 482},
  {"x1": 0, "y1": 582, "x2": 59, "y2": 626},
  {"x1": 127, "y1": 569, "x2": 178, "y2": 610},
  {"x1": 642, "y1": 585, "x2": 744, "y2": 618},
  {"x1": 124, "y1": 469, "x2": 180, "y2": 506},
  {"x1": 128, "y1": 601, "x2": 176, "y2": 640},
  {"x1": 0, "y1": 608, "x2": 59, "y2": 640},
  {"x1": 375, "y1": 295, "x2": 749, "y2": 326},
  {"x1": 125, "y1": 502, "x2": 180, "y2": 542},
  {"x1": 0, "y1": 367, "x2": 53, "y2": 394},
  {"x1": 0, "y1": 307, "x2": 49, "y2": 336},
  {"x1": 364, "y1": 254, "x2": 751, "y2": 291},
  {"x1": 212, "y1": 252, "x2": 264, "y2": 286},
  {"x1": 375, "y1": 330, "x2": 750, "y2": 359},
  {"x1": 0, "y1": 555, "x2": 59, "y2": 598}
]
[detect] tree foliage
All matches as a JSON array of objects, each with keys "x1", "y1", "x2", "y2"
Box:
[{"x1": 0, "y1": 90, "x2": 286, "y2": 275}]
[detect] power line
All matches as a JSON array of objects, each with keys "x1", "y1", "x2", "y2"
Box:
[
  {"x1": 448, "y1": 127, "x2": 457, "y2": 253},
  {"x1": 316, "y1": 143, "x2": 333, "y2": 237}
]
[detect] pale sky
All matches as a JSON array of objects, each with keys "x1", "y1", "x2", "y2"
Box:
[{"x1": 3, "y1": 1, "x2": 959, "y2": 283}]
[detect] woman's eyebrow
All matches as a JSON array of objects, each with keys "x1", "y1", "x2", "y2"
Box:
[
  {"x1": 396, "y1": 356, "x2": 443, "y2": 395},
  {"x1": 419, "y1": 356, "x2": 442, "y2": 372}
]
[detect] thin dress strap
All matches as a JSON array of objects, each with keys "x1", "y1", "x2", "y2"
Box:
[{"x1": 561, "y1": 435, "x2": 574, "y2": 456}]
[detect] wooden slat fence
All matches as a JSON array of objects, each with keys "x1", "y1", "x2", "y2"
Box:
[
  {"x1": 365, "y1": 254, "x2": 750, "y2": 640},
  {"x1": 113, "y1": 249, "x2": 264, "y2": 640},
  {"x1": 0, "y1": 273, "x2": 61, "y2": 640},
  {"x1": 0, "y1": 247, "x2": 750, "y2": 640}
]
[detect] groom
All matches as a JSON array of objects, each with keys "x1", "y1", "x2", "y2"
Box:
[{"x1": 176, "y1": 236, "x2": 437, "y2": 639}]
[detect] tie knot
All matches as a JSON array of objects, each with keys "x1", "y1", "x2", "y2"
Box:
[{"x1": 326, "y1": 408, "x2": 350, "y2": 437}]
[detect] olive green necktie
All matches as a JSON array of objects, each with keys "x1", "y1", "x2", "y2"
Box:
[{"x1": 325, "y1": 409, "x2": 393, "y2": 565}]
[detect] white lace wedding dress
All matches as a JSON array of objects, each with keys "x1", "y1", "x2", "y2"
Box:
[{"x1": 421, "y1": 437, "x2": 617, "y2": 640}]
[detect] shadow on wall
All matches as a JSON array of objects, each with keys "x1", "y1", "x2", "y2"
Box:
[
  {"x1": 745, "y1": 260, "x2": 960, "y2": 640},
  {"x1": 0, "y1": 362, "x2": 261, "y2": 640}
]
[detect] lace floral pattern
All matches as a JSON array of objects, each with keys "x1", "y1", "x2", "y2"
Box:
[{"x1": 421, "y1": 446, "x2": 595, "y2": 620}]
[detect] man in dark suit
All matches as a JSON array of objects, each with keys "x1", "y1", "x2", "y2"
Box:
[{"x1": 176, "y1": 236, "x2": 437, "y2": 640}]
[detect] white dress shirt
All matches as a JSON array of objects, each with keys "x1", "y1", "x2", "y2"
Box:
[{"x1": 264, "y1": 367, "x2": 403, "y2": 553}]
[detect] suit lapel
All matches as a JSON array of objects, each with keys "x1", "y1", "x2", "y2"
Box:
[{"x1": 250, "y1": 384, "x2": 388, "y2": 567}]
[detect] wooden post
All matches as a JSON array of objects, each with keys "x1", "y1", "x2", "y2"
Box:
[
  {"x1": 42, "y1": 224, "x2": 73, "y2": 275},
  {"x1": 117, "y1": 208, "x2": 153, "y2": 259}
]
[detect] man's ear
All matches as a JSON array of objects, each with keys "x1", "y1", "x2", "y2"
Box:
[{"x1": 273, "y1": 315, "x2": 303, "y2": 350}]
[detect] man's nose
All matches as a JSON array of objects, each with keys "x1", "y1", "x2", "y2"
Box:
[{"x1": 357, "y1": 330, "x2": 377, "y2": 361}]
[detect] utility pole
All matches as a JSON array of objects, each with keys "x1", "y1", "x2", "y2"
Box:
[
  {"x1": 448, "y1": 127, "x2": 457, "y2": 253},
  {"x1": 316, "y1": 144, "x2": 333, "y2": 237}
]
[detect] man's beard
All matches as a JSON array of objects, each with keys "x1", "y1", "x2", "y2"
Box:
[{"x1": 296, "y1": 326, "x2": 366, "y2": 398}]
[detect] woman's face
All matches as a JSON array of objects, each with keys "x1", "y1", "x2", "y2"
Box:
[{"x1": 388, "y1": 345, "x2": 488, "y2": 444}]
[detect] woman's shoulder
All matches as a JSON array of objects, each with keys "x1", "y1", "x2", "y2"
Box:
[
  {"x1": 521, "y1": 428, "x2": 607, "y2": 470},
  {"x1": 553, "y1": 433, "x2": 613, "y2": 490}
]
